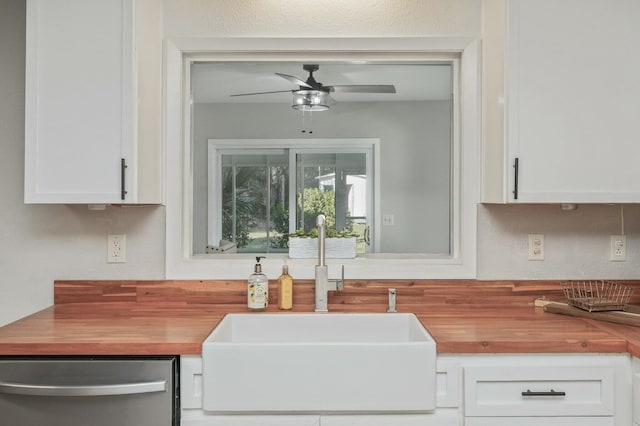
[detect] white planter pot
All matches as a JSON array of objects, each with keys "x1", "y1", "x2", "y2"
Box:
[{"x1": 288, "y1": 237, "x2": 357, "y2": 259}]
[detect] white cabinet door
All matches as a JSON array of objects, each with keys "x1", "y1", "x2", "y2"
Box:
[
  {"x1": 180, "y1": 412, "x2": 320, "y2": 426},
  {"x1": 25, "y1": 0, "x2": 141, "y2": 204},
  {"x1": 457, "y1": 354, "x2": 631, "y2": 426},
  {"x1": 633, "y1": 357, "x2": 640, "y2": 424},
  {"x1": 464, "y1": 365, "x2": 614, "y2": 417},
  {"x1": 320, "y1": 413, "x2": 460, "y2": 426},
  {"x1": 465, "y1": 418, "x2": 613, "y2": 426},
  {"x1": 493, "y1": 0, "x2": 640, "y2": 203}
]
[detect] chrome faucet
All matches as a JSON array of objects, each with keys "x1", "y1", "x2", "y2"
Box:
[{"x1": 314, "y1": 214, "x2": 344, "y2": 312}]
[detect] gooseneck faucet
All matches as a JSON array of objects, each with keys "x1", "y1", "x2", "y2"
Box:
[{"x1": 315, "y1": 214, "x2": 344, "y2": 312}]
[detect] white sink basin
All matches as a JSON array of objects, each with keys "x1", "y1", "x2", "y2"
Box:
[{"x1": 201, "y1": 313, "x2": 436, "y2": 413}]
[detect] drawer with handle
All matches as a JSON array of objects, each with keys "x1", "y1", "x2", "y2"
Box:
[{"x1": 464, "y1": 366, "x2": 614, "y2": 417}]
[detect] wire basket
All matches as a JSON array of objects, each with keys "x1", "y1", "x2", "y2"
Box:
[{"x1": 561, "y1": 280, "x2": 634, "y2": 312}]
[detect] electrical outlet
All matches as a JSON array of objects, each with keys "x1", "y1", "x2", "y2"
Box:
[
  {"x1": 609, "y1": 235, "x2": 626, "y2": 262},
  {"x1": 383, "y1": 214, "x2": 395, "y2": 226},
  {"x1": 528, "y1": 234, "x2": 544, "y2": 261},
  {"x1": 107, "y1": 234, "x2": 126, "y2": 263}
]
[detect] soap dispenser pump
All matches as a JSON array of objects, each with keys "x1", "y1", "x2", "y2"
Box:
[{"x1": 248, "y1": 256, "x2": 268, "y2": 311}]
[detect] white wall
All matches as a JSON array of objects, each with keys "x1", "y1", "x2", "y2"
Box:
[
  {"x1": 478, "y1": 204, "x2": 640, "y2": 279},
  {"x1": 163, "y1": 0, "x2": 482, "y2": 38},
  {"x1": 192, "y1": 101, "x2": 452, "y2": 254},
  {"x1": 2, "y1": 0, "x2": 640, "y2": 326},
  {"x1": 0, "y1": 0, "x2": 165, "y2": 326}
]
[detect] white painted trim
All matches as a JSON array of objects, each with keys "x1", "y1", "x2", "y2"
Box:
[{"x1": 165, "y1": 37, "x2": 479, "y2": 279}]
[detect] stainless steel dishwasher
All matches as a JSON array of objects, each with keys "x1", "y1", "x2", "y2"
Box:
[{"x1": 0, "y1": 356, "x2": 178, "y2": 426}]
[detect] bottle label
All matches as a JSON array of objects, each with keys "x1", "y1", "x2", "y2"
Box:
[
  {"x1": 248, "y1": 279, "x2": 268, "y2": 309},
  {"x1": 278, "y1": 277, "x2": 293, "y2": 310}
]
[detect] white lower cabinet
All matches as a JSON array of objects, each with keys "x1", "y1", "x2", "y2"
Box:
[
  {"x1": 465, "y1": 418, "x2": 612, "y2": 426},
  {"x1": 180, "y1": 356, "x2": 462, "y2": 425},
  {"x1": 319, "y1": 412, "x2": 460, "y2": 426},
  {"x1": 180, "y1": 412, "x2": 320, "y2": 426},
  {"x1": 458, "y1": 354, "x2": 630, "y2": 426},
  {"x1": 633, "y1": 357, "x2": 640, "y2": 424},
  {"x1": 465, "y1": 366, "x2": 613, "y2": 417},
  {"x1": 180, "y1": 354, "x2": 630, "y2": 426}
]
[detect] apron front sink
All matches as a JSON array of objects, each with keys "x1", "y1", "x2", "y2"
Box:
[{"x1": 201, "y1": 313, "x2": 436, "y2": 413}]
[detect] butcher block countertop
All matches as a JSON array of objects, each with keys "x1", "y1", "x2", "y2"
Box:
[{"x1": 1, "y1": 280, "x2": 640, "y2": 356}]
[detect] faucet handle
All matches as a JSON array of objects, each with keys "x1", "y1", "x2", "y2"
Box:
[
  {"x1": 387, "y1": 288, "x2": 397, "y2": 313},
  {"x1": 330, "y1": 265, "x2": 345, "y2": 291},
  {"x1": 337, "y1": 265, "x2": 345, "y2": 291}
]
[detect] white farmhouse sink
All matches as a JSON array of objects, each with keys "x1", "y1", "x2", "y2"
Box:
[{"x1": 201, "y1": 313, "x2": 436, "y2": 413}]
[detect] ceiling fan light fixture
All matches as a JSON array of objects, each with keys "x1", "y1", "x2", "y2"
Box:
[{"x1": 292, "y1": 90, "x2": 329, "y2": 112}]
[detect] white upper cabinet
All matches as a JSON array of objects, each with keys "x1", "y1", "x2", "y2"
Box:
[
  {"x1": 482, "y1": 0, "x2": 640, "y2": 203},
  {"x1": 24, "y1": 0, "x2": 162, "y2": 204}
]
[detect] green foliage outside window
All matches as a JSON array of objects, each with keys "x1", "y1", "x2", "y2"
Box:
[
  {"x1": 298, "y1": 188, "x2": 336, "y2": 231},
  {"x1": 270, "y1": 202, "x2": 289, "y2": 249},
  {"x1": 221, "y1": 167, "x2": 256, "y2": 248}
]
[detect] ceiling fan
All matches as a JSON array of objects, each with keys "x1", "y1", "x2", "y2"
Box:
[{"x1": 229, "y1": 64, "x2": 396, "y2": 111}]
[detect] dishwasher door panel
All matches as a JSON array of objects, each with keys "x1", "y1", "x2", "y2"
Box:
[{"x1": 0, "y1": 357, "x2": 177, "y2": 426}]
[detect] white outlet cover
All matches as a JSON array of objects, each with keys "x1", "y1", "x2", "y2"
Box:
[
  {"x1": 527, "y1": 234, "x2": 544, "y2": 261},
  {"x1": 107, "y1": 234, "x2": 126, "y2": 263},
  {"x1": 609, "y1": 235, "x2": 626, "y2": 262}
]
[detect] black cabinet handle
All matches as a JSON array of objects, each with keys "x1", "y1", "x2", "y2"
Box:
[
  {"x1": 120, "y1": 158, "x2": 128, "y2": 201},
  {"x1": 513, "y1": 157, "x2": 519, "y2": 200},
  {"x1": 522, "y1": 389, "x2": 566, "y2": 397}
]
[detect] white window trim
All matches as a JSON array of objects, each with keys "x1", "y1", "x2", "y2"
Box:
[{"x1": 165, "y1": 37, "x2": 479, "y2": 279}]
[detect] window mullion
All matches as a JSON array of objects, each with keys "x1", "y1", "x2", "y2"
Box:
[
  {"x1": 232, "y1": 165, "x2": 237, "y2": 244},
  {"x1": 266, "y1": 164, "x2": 271, "y2": 253}
]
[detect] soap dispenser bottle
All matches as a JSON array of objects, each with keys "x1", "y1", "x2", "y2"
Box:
[
  {"x1": 248, "y1": 256, "x2": 268, "y2": 311},
  {"x1": 277, "y1": 264, "x2": 293, "y2": 310}
]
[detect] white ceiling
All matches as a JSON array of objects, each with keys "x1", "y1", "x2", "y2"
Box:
[{"x1": 192, "y1": 62, "x2": 453, "y2": 104}]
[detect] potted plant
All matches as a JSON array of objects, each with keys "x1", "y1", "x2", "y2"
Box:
[{"x1": 288, "y1": 228, "x2": 358, "y2": 259}]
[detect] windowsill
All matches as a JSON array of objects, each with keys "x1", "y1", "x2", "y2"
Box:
[{"x1": 173, "y1": 253, "x2": 471, "y2": 280}]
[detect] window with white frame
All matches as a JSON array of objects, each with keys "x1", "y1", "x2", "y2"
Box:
[
  {"x1": 208, "y1": 140, "x2": 374, "y2": 254},
  {"x1": 166, "y1": 38, "x2": 480, "y2": 279}
]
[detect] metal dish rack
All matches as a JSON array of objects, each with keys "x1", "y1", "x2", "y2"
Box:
[{"x1": 561, "y1": 280, "x2": 634, "y2": 312}]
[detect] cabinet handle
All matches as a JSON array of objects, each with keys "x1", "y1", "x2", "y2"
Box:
[
  {"x1": 0, "y1": 380, "x2": 166, "y2": 397},
  {"x1": 521, "y1": 389, "x2": 566, "y2": 397},
  {"x1": 512, "y1": 157, "x2": 519, "y2": 200},
  {"x1": 120, "y1": 158, "x2": 128, "y2": 201}
]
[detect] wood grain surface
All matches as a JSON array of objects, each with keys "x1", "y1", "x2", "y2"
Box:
[{"x1": 0, "y1": 279, "x2": 638, "y2": 356}]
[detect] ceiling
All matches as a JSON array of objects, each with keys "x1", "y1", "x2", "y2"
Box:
[{"x1": 191, "y1": 62, "x2": 453, "y2": 104}]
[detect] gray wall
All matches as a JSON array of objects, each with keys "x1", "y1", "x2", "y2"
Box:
[{"x1": 192, "y1": 101, "x2": 452, "y2": 255}]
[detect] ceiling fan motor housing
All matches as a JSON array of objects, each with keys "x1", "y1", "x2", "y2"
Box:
[{"x1": 301, "y1": 64, "x2": 328, "y2": 92}]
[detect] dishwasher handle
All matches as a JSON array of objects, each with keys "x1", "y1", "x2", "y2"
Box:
[{"x1": 0, "y1": 380, "x2": 166, "y2": 397}]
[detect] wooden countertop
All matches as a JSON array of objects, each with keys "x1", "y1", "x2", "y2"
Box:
[{"x1": 0, "y1": 280, "x2": 638, "y2": 356}]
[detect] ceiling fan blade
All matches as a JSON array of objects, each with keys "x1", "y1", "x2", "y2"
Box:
[
  {"x1": 276, "y1": 73, "x2": 312, "y2": 88},
  {"x1": 230, "y1": 89, "x2": 293, "y2": 97},
  {"x1": 329, "y1": 85, "x2": 397, "y2": 94}
]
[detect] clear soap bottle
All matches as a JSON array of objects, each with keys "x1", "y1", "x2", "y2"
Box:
[
  {"x1": 277, "y1": 264, "x2": 293, "y2": 310},
  {"x1": 248, "y1": 256, "x2": 268, "y2": 311}
]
